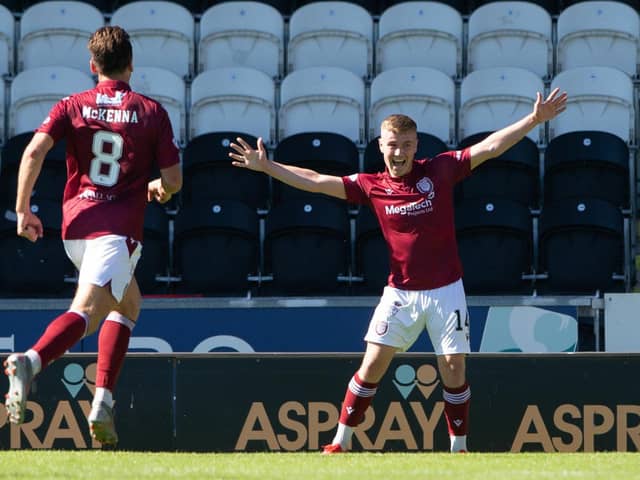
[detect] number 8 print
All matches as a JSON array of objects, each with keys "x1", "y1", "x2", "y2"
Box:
[{"x1": 89, "y1": 130, "x2": 124, "y2": 187}]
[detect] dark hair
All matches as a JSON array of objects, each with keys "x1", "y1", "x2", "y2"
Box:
[{"x1": 87, "y1": 26, "x2": 132, "y2": 76}]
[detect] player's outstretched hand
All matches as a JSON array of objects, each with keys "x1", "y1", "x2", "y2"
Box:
[
  {"x1": 16, "y1": 210, "x2": 43, "y2": 242},
  {"x1": 533, "y1": 87, "x2": 567, "y2": 124},
  {"x1": 229, "y1": 137, "x2": 269, "y2": 172},
  {"x1": 147, "y1": 178, "x2": 172, "y2": 204}
]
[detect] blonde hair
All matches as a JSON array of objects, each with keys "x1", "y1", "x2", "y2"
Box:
[{"x1": 380, "y1": 114, "x2": 417, "y2": 135}]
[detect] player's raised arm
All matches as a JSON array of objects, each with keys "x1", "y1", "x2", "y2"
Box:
[
  {"x1": 468, "y1": 87, "x2": 567, "y2": 170},
  {"x1": 15, "y1": 132, "x2": 55, "y2": 241},
  {"x1": 229, "y1": 136, "x2": 347, "y2": 200}
]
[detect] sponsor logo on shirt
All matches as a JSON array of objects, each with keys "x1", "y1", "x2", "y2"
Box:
[
  {"x1": 78, "y1": 189, "x2": 117, "y2": 201},
  {"x1": 96, "y1": 91, "x2": 126, "y2": 106},
  {"x1": 384, "y1": 198, "x2": 433, "y2": 216}
]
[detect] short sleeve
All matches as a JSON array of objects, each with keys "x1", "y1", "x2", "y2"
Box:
[
  {"x1": 155, "y1": 105, "x2": 180, "y2": 170},
  {"x1": 35, "y1": 98, "x2": 69, "y2": 142},
  {"x1": 342, "y1": 173, "x2": 370, "y2": 205}
]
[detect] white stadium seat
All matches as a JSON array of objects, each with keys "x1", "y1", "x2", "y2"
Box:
[
  {"x1": 0, "y1": 4, "x2": 14, "y2": 76},
  {"x1": 198, "y1": 1, "x2": 284, "y2": 78},
  {"x1": 9, "y1": 66, "x2": 95, "y2": 137},
  {"x1": 549, "y1": 66, "x2": 634, "y2": 144},
  {"x1": 460, "y1": 66, "x2": 545, "y2": 143},
  {"x1": 376, "y1": 1, "x2": 462, "y2": 78},
  {"x1": 287, "y1": 1, "x2": 373, "y2": 78},
  {"x1": 189, "y1": 66, "x2": 276, "y2": 143},
  {"x1": 557, "y1": 1, "x2": 640, "y2": 76},
  {"x1": 279, "y1": 66, "x2": 365, "y2": 144},
  {"x1": 467, "y1": 1, "x2": 552, "y2": 78},
  {"x1": 110, "y1": 1, "x2": 195, "y2": 78},
  {"x1": 18, "y1": 0, "x2": 105, "y2": 74},
  {"x1": 129, "y1": 66, "x2": 186, "y2": 145},
  {"x1": 369, "y1": 66, "x2": 455, "y2": 144}
]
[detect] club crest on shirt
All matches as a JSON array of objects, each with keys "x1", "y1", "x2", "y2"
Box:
[{"x1": 416, "y1": 177, "x2": 435, "y2": 198}]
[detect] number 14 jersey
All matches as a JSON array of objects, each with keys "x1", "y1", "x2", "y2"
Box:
[{"x1": 37, "y1": 79, "x2": 180, "y2": 242}]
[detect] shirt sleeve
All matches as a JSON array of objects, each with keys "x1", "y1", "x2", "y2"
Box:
[
  {"x1": 432, "y1": 147, "x2": 472, "y2": 185},
  {"x1": 35, "y1": 98, "x2": 69, "y2": 142},
  {"x1": 155, "y1": 105, "x2": 180, "y2": 170},
  {"x1": 342, "y1": 173, "x2": 370, "y2": 205}
]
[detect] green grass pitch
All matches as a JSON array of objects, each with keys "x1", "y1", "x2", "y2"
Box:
[{"x1": 0, "y1": 451, "x2": 637, "y2": 479}]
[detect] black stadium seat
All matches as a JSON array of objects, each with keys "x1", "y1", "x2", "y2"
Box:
[
  {"x1": 354, "y1": 206, "x2": 389, "y2": 295},
  {"x1": 264, "y1": 197, "x2": 350, "y2": 295},
  {"x1": 544, "y1": 130, "x2": 630, "y2": 208},
  {"x1": 539, "y1": 197, "x2": 625, "y2": 294},
  {"x1": 457, "y1": 132, "x2": 539, "y2": 208},
  {"x1": 137, "y1": 202, "x2": 170, "y2": 294},
  {"x1": 273, "y1": 132, "x2": 359, "y2": 204},
  {"x1": 364, "y1": 131, "x2": 448, "y2": 174},
  {"x1": 0, "y1": 199, "x2": 75, "y2": 297},
  {"x1": 174, "y1": 199, "x2": 259, "y2": 296},
  {"x1": 182, "y1": 132, "x2": 270, "y2": 211},
  {"x1": 456, "y1": 197, "x2": 533, "y2": 294}
]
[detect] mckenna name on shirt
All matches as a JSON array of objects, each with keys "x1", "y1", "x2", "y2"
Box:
[{"x1": 82, "y1": 106, "x2": 139, "y2": 123}]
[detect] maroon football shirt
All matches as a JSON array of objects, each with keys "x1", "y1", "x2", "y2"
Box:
[
  {"x1": 37, "y1": 79, "x2": 180, "y2": 241},
  {"x1": 343, "y1": 149, "x2": 471, "y2": 290}
]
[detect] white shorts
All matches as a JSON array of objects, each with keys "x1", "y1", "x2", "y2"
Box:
[
  {"x1": 364, "y1": 279, "x2": 470, "y2": 355},
  {"x1": 63, "y1": 235, "x2": 142, "y2": 303}
]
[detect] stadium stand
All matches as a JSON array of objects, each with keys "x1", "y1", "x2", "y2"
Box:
[
  {"x1": 182, "y1": 132, "x2": 270, "y2": 211},
  {"x1": 189, "y1": 66, "x2": 276, "y2": 143},
  {"x1": 557, "y1": 0, "x2": 640, "y2": 76},
  {"x1": 110, "y1": 1, "x2": 195, "y2": 78},
  {"x1": 467, "y1": 1, "x2": 552, "y2": 78},
  {"x1": 459, "y1": 66, "x2": 544, "y2": 144},
  {"x1": 369, "y1": 66, "x2": 455, "y2": 145},
  {"x1": 376, "y1": 1, "x2": 463, "y2": 78},
  {"x1": 129, "y1": 66, "x2": 187, "y2": 145},
  {"x1": 18, "y1": 1, "x2": 104, "y2": 74},
  {"x1": 354, "y1": 205, "x2": 388, "y2": 295},
  {"x1": 0, "y1": 4, "x2": 13, "y2": 77},
  {"x1": 279, "y1": 66, "x2": 365, "y2": 144},
  {"x1": 137, "y1": 201, "x2": 171, "y2": 294},
  {"x1": 287, "y1": 1, "x2": 373, "y2": 78},
  {"x1": 198, "y1": 1, "x2": 284, "y2": 79}
]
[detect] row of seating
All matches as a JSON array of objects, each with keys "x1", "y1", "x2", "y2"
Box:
[
  {"x1": 0, "y1": 129, "x2": 631, "y2": 212},
  {"x1": 0, "y1": 194, "x2": 627, "y2": 297},
  {"x1": 0, "y1": 63, "x2": 636, "y2": 147},
  {"x1": 0, "y1": 0, "x2": 637, "y2": 79}
]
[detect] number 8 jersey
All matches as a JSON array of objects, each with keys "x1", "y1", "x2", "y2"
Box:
[{"x1": 36, "y1": 79, "x2": 180, "y2": 242}]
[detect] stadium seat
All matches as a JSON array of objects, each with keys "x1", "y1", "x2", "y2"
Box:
[
  {"x1": 189, "y1": 66, "x2": 276, "y2": 143},
  {"x1": 117, "y1": 0, "x2": 202, "y2": 14},
  {"x1": 460, "y1": 67, "x2": 544, "y2": 144},
  {"x1": 129, "y1": 66, "x2": 187, "y2": 144},
  {"x1": 198, "y1": 2, "x2": 284, "y2": 78},
  {"x1": 549, "y1": 66, "x2": 634, "y2": 144},
  {"x1": 369, "y1": 66, "x2": 455, "y2": 145},
  {"x1": 363, "y1": 131, "x2": 448, "y2": 174},
  {"x1": 181, "y1": 132, "x2": 270, "y2": 211},
  {"x1": 279, "y1": 66, "x2": 365, "y2": 145},
  {"x1": 9, "y1": 65, "x2": 95, "y2": 138},
  {"x1": 287, "y1": 1, "x2": 373, "y2": 78},
  {"x1": 467, "y1": 1, "x2": 552, "y2": 78},
  {"x1": 479, "y1": 306, "x2": 578, "y2": 352},
  {"x1": 538, "y1": 197, "x2": 625, "y2": 294},
  {"x1": 0, "y1": 4, "x2": 14, "y2": 77},
  {"x1": 557, "y1": 1, "x2": 640, "y2": 76},
  {"x1": 0, "y1": 132, "x2": 67, "y2": 204},
  {"x1": 456, "y1": 132, "x2": 539, "y2": 207},
  {"x1": 110, "y1": 1, "x2": 195, "y2": 78},
  {"x1": 544, "y1": 130, "x2": 630, "y2": 208},
  {"x1": 263, "y1": 197, "x2": 350, "y2": 295},
  {"x1": 0, "y1": 199, "x2": 75, "y2": 297},
  {"x1": 201, "y1": 0, "x2": 295, "y2": 15},
  {"x1": 137, "y1": 202, "x2": 170, "y2": 294},
  {"x1": 467, "y1": 0, "x2": 559, "y2": 15},
  {"x1": 376, "y1": 1, "x2": 462, "y2": 78},
  {"x1": 174, "y1": 199, "x2": 260, "y2": 296},
  {"x1": 354, "y1": 206, "x2": 388, "y2": 295},
  {"x1": 272, "y1": 132, "x2": 359, "y2": 204},
  {"x1": 18, "y1": 1, "x2": 104, "y2": 74},
  {"x1": 455, "y1": 197, "x2": 533, "y2": 294}
]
